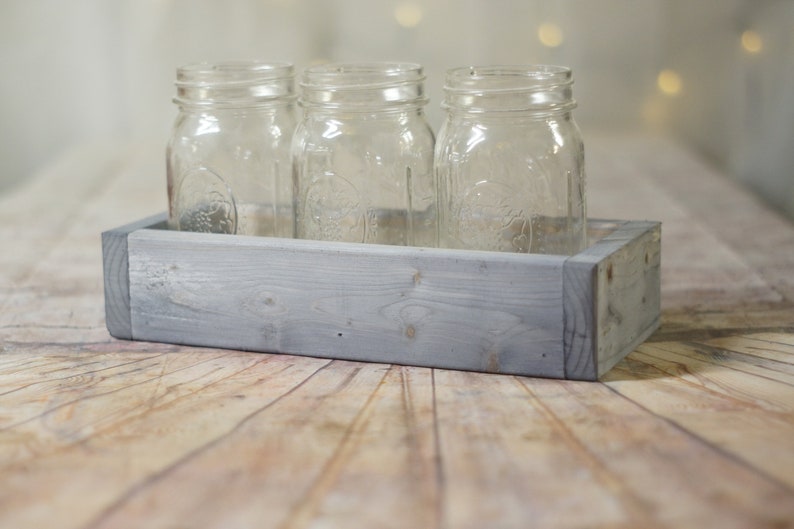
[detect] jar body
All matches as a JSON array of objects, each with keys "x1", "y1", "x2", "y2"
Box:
[
  {"x1": 293, "y1": 63, "x2": 436, "y2": 246},
  {"x1": 167, "y1": 62, "x2": 296, "y2": 236},
  {"x1": 435, "y1": 66, "x2": 586, "y2": 255}
]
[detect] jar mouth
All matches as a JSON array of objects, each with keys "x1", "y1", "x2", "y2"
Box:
[
  {"x1": 446, "y1": 65, "x2": 572, "y2": 89},
  {"x1": 443, "y1": 64, "x2": 575, "y2": 113},
  {"x1": 299, "y1": 62, "x2": 428, "y2": 109},
  {"x1": 174, "y1": 60, "x2": 296, "y2": 108}
]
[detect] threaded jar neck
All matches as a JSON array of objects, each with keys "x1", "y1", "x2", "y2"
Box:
[
  {"x1": 442, "y1": 65, "x2": 576, "y2": 114},
  {"x1": 299, "y1": 62, "x2": 428, "y2": 111},
  {"x1": 174, "y1": 61, "x2": 295, "y2": 109}
]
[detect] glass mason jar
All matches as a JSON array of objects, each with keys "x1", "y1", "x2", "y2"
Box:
[
  {"x1": 292, "y1": 62, "x2": 436, "y2": 246},
  {"x1": 167, "y1": 61, "x2": 297, "y2": 236},
  {"x1": 435, "y1": 65, "x2": 587, "y2": 255}
]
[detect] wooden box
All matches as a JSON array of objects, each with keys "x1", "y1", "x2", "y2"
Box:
[{"x1": 102, "y1": 214, "x2": 660, "y2": 381}]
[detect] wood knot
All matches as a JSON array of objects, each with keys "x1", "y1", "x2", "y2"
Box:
[
  {"x1": 405, "y1": 325, "x2": 416, "y2": 339},
  {"x1": 413, "y1": 271, "x2": 422, "y2": 285}
]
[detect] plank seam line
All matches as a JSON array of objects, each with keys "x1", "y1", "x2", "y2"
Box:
[
  {"x1": 602, "y1": 382, "x2": 794, "y2": 495},
  {"x1": 398, "y1": 366, "x2": 443, "y2": 529},
  {"x1": 515, "y1": 377, "x2": 663, "y2": 527},
  {"x1": 0, "y1": 353, "x2": 170, "y2": 399},
  {"x1": 0, "y1": 351, "x2": 215, "y2": 435},
  {"x1": 82, "y1": 359, "x2": 336, "y2": 529},
  {"x1": 279, "y1": 365, "x2": 391, "y2": 529},
  {"x1": 431, "y1": 368, "x2": 446, "y2": 529},
  {"x1": 688, "y1": 342, "x2": 794, "y2": 374},
  {"x1": 646, "y1": 323, "x2": 794, "y2": 343},
  {"x1": 641, "y1": 342, "x2": 794, "y2": 390}
]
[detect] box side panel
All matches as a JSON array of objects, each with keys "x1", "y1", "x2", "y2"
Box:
[
  {"x1": 101, "y1": 213, "x2": 167, "y2": 339},
  {"x1": 102, "y1": 230, "x2": 132, "y2": 339},
  {"x1": 562, "y1": 260, "x2": 597, "y2": 380},
  {"x1": 593, "y1": 222, "x2": 662, "y2": 377},
  {"x1": 127, "y1": 231, "x2": 566, "y2": 378},
  {"x1": 561, "y1": 220, "x2": 635, "y2": 380}
]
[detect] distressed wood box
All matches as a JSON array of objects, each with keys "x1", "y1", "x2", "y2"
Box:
[{"x1": 102, "y1": 214, "x2": 660, "y2": 381}]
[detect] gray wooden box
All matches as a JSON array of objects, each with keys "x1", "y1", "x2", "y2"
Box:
[{"x1": 102, "y1": 214, "x2": 660, "y2": 381}]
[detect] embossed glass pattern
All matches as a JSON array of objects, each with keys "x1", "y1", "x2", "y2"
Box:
[
  {"x1": 167, "y1": 61, "x2": 297, "y2": 236},
  {"x1": 435, "y1": 65, "x2": 586, "y2": 255},
  {"x1": 292, "y1": 62, "x2": 436, "y2": 246}
]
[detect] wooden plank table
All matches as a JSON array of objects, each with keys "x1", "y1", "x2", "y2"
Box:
[{"x1": 2, "y1": 135, "x2": 793, "y2": 528}]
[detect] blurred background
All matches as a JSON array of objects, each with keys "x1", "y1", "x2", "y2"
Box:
[{"x1": 1, "y1": 0, "x2": 792, "y2": 220}]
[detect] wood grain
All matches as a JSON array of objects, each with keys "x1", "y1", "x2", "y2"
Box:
[
  {"x1": 562, "y1": 221, "x2": 661, "y2": 379},
  {"x1": 102, "y1": 213, "x2": 167, "y2": 339},
  {"x1": 105, "y1": 219, "x2": 660, "y2": 380},
  {"x1": 126, "y1": 228, "x2": 566, "y2": 377},
  {"x1": 2, "y1": 135, "x2": 794, "y2": 529}
]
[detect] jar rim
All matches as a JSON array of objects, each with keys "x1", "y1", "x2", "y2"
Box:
[
  {"x1": 176, "y1": 60, "x2": 294, "y2": 87},
  {"x1": 444, "y1": 64, "x2": 573, "y2": 92},
  {"x1": 441, "y1": 64, "x2": 575, "y2": 113},
  {"x1": 174, "y1": 60, "x2": 295, "y2": 108},
  {"x1": 300, "y1": 62, "x2": 425, "y2": 89},
  {"x1": 299, "y1": 62, "x2": 428, "y2": 109}
]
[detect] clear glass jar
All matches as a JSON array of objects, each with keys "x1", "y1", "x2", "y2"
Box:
[
  {"x1": 435, "y1": 65, "x2": 587, "y2": 255},
  {"x1": 292, "y1": 62, "x2": 436, "y2": 246},
  {"x1": 167, "y1": 61, "x2": 297, "y2": 236}
]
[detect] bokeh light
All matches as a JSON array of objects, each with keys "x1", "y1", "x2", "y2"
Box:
[
  {"x1": 657, "y1": 69, "x2": 682, "y2": 96},
  {"x1": 394, "y1": 2, "x2": 423, "y2": 28},
  {"x1": 741, "y1": 30, "x2": 763, "y2": 53},
  {"x1": 537, "y1": 22, "x2": 563, "y2": 48}
]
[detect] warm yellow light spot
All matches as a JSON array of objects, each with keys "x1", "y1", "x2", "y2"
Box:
[
  {"x1": 741, "y1": 30, "x2": 763, "y2": 53},
  {"x1": 657, "y1": 69, "x2": 682, "y2": 96},
  {"x1": 394, "y1": 2, "x2": 423, "y2": 28},
  {"x1": 538, "y1": 22, "x2": 563, "y2": 47}
]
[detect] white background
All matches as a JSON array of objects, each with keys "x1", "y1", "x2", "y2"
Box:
[{"x1": 1, "y1": 0, "x2": 792, "y2": 219}]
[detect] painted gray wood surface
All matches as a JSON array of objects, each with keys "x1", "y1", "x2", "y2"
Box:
[
  {"x1": 593, "y1": 222, "x2": 661, "y2": 377},
  {"x1": 562, "y1": 221, "x2": 661, "y2": 379},
  {"x1": 101, "y1": 213, "x2": 168, "y2": 340},
  {"x1": 102, "y1": 217, "x2": 661, "y2": 380}
]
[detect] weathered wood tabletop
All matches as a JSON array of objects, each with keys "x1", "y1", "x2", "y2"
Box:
[{"x1": 2, "y1": 135, "x2": 793, "y2": 528}]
